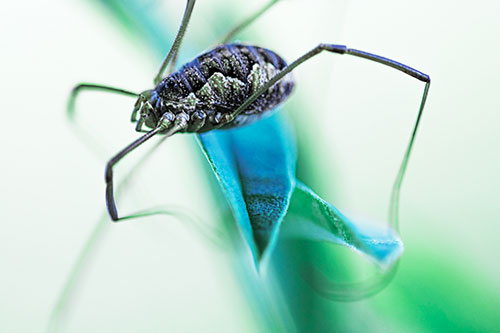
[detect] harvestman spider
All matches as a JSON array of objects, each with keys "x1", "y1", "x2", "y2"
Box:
[{"x1": 67, "y1": 0, "x2": 430, "y2": 225}]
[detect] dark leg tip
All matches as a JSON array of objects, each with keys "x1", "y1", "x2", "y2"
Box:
[{"x1": 105, "y1": 182, "x2": 119, "y2": 222}]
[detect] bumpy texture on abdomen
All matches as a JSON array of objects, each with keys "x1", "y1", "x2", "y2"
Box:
[{"x1": 157, "y1": 43, "x2": 294, "y2": 129}]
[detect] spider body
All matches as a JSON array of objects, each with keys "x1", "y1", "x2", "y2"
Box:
[{"x1": 140, "y1": 43, "x2": 294, "y2": 133}]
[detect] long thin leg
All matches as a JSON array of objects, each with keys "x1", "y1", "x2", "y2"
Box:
[
  {"x1": 230, "y1": 43, "x2": 431, "y2": 229},
  {"x1": 67, "y1": 83, "x2": 140, "y2": 159},
  {"x1": 240, "y1": 44, "x2": 429, "y2": 301},
  {"x1": 218, "y1": 0, "x2": 280, "y2": 45},
  {"x1": 67, "y1": 83, "x2": 139, "y2": 120},
  {"x1": 167, "y1": 0, "x2": 279, "y2": 74},
  {"x1": 105, "y1": 126, "x2": 163, "y2": 221},
  {"x1": 231, "y1": 44, "x2": 429, "y2": 119},
  {"x1": 105, "y1": 115, "x2": 189, "y2": 221},
  {"x1": 388, "y1": 81, "x2": 429, "y2": 231},
  {"x1": 154, "y1": 0, "x2": 196, "y2": 85}
]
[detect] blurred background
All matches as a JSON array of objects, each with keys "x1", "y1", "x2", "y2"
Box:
[{"x1": 1, "y1": 0, "x2": 500, "y2": 331}]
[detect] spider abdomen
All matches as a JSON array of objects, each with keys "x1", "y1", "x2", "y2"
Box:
[{"x1": 155, "y1": 43, "x2": 295, "y2": 132}]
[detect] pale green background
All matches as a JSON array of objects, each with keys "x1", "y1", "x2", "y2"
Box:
[{"x1": 1, "y1": 0, "x2": 499, "y2": 332}]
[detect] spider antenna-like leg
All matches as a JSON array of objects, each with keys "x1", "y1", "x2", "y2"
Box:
[
  {"x1": 165, "y1": 0, "x2": 280, "y2": 75},
  {"x1": 105, "y1": 114, "x2": 189, "y2": 221},
  {"x1": 67, "y1": 83, "x2": 139, "y2": 120},
  {"x1": 67, "y1": 83, "x2": 140, "y2": 157},
  {"x1": 155, "y1": 0, "x2": 196, "y2": 82},
  {"x1": 241, "y1": 44, "x2": 430, "y2": 301},
  {"x1": 230, "y1": 43, "x2": 431, "y2": 230}
]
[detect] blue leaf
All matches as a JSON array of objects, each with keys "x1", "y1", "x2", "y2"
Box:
[{"x1": 198, "y1": 112, "x2": 296, "y2": 265}]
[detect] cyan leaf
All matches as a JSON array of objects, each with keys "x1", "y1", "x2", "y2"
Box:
[{"x1": 198, "y1": 112, "x2": 296, "y2": 264}]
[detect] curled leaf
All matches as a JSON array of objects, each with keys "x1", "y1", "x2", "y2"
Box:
[
  {"x1": 198, "y1": 112, "x2": 296, "y2": 265},
  {"x1": 283, "y1": 182, "x2": 403, "y2": 268}
]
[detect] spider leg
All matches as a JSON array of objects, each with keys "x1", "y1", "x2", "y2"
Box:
[
  {"x1": 229, "y1": 43, "x2": 431, "y2": 229},
  {"x1": 105, "y1": 114, "x2": 189, "y2": 221},
  {"x1": 66, "y1": 83, "x2": 140, "y2": 158},
  {"x1": 155, "y1": 0, "x2": 196, "y2": 83},
  {"x1": 67, "y1": 83, "x2": 138, "y2": 121},
  {"x1": 167, "y1": 0, "x2": 280, "y2": 74}
]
